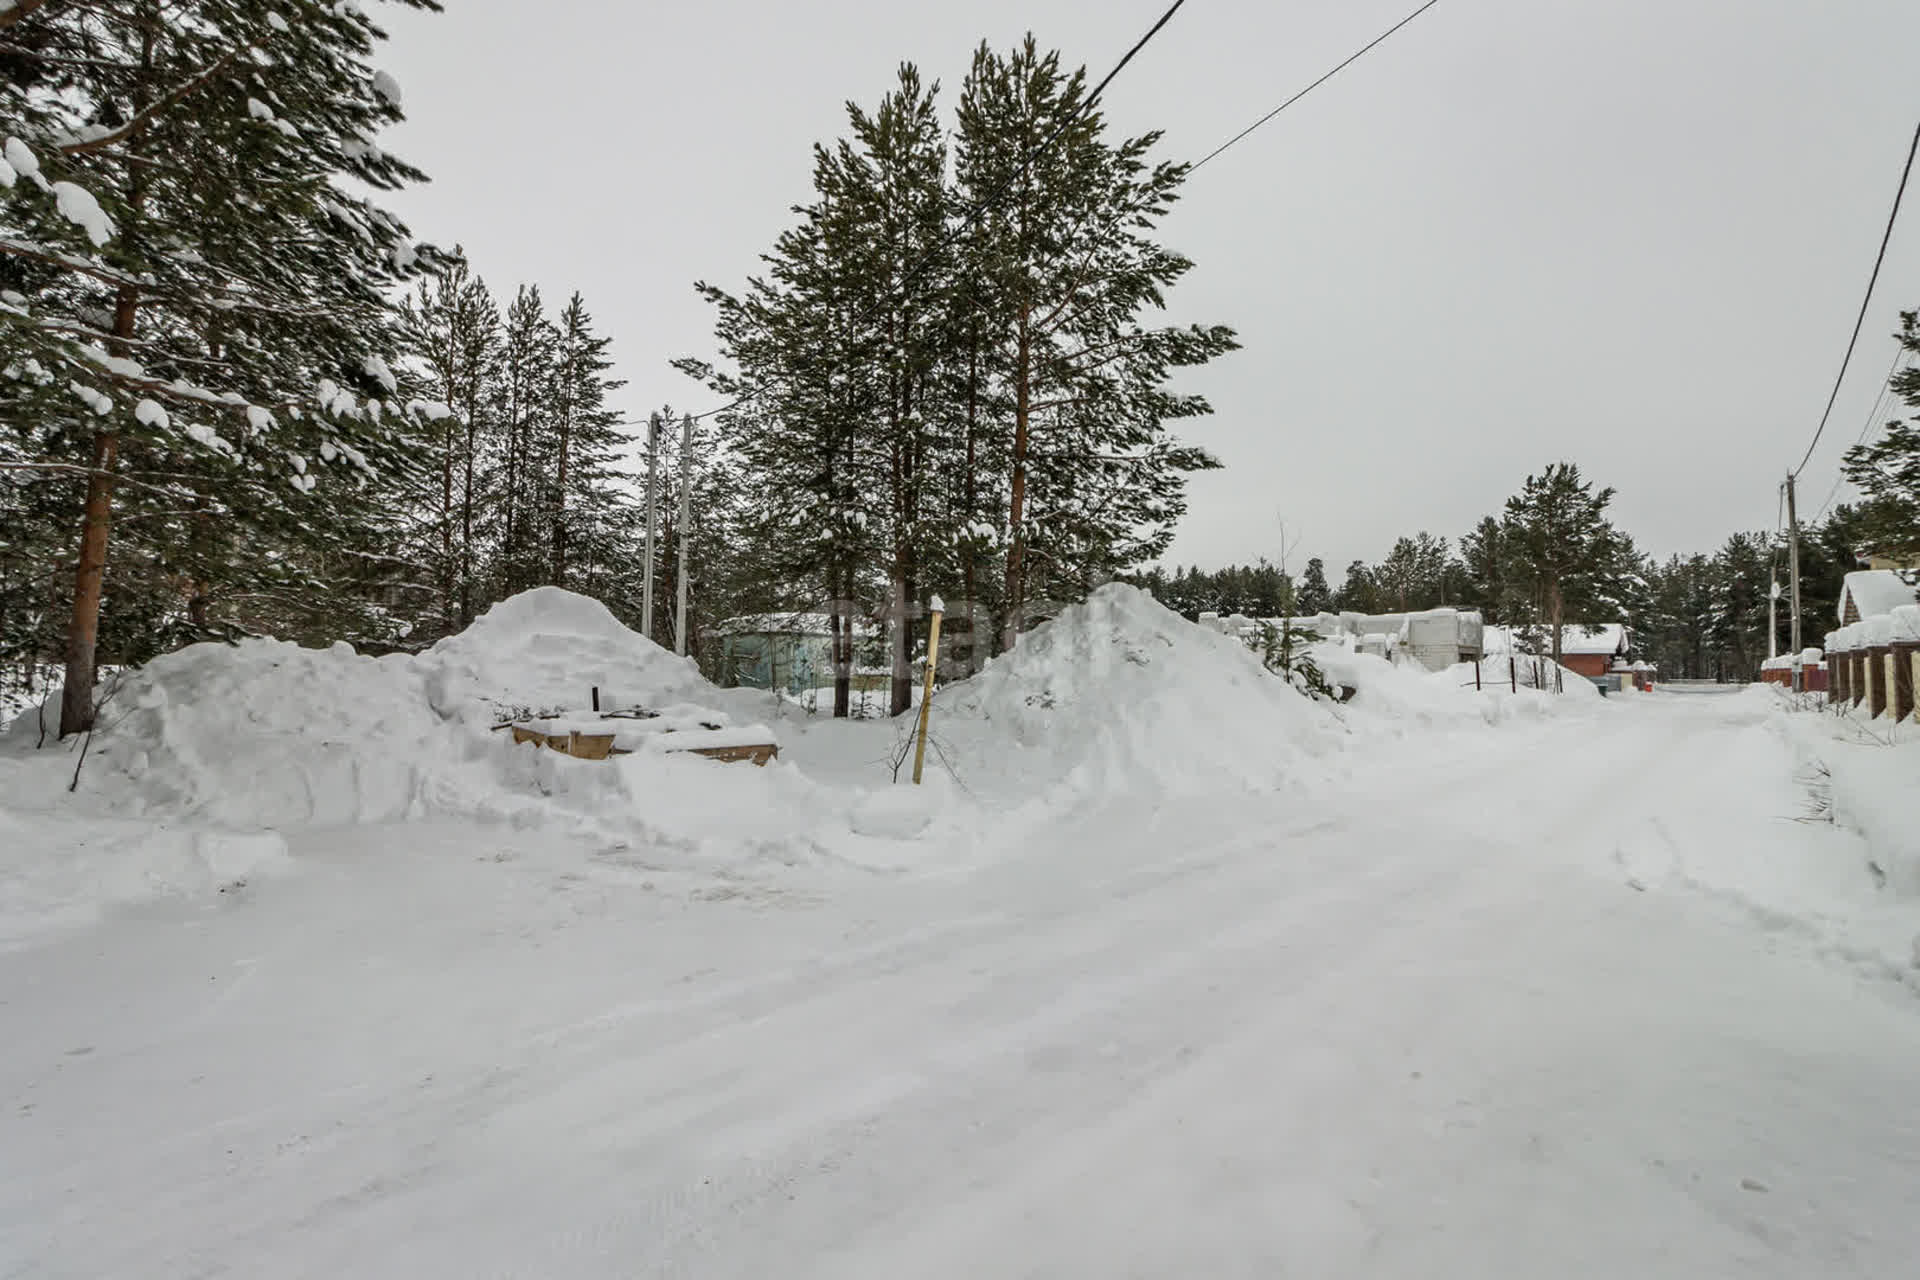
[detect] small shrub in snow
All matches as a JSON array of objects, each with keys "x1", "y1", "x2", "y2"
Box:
[{"x1": 1245, "y1": 621, "x2": 1338, "y2": 701}]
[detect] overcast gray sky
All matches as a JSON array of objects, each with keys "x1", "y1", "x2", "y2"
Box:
[{"x1": 370, "y1": 0, "x2": 1920, "y2": 576}]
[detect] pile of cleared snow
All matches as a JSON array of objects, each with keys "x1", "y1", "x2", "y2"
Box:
[
  {"x1": 0, "y1": 589, "x2": 745, "y2": 832},
  {"x1": 3, "y1": 638, "x2": 437, "y2": 828},
  {"x1": 1776, "y1": 695, "x2": 1920, "y2": 896},
  {"x1": 420, "y1": 587, "x2": 710, "y2": 728},
  {"x1": 0, "y1": 589, "x2": 963, "y2": 936},
  {"x1": 1310, "y1": 645, "x2": 1597, "y2": 736},
  {"x1": 942, "y1": 584, "x2": 1337, "y2": 805}
]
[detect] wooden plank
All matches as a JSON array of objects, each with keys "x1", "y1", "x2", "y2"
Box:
[{"x1": 687, "y1": 743, "x2": 779, "y2": 767}]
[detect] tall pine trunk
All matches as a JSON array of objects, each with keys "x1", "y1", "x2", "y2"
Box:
[
  {"x1": 831, "y1": 565, "x2": 853, "y2": 719},
  {"x1": 59, "y1": 420, "x2": 120, "y2": 736},
  {"x1": 961, "y1": 330, "x2": 980, "y2": 654},
  {"x1": 61, "y1": 16, "x2": 156, "y2": 735},
  {"x1": 1000, "y1": 301, "x2": 1032, "y2": 654},
  {"x1": 459, "y1": 419, "x2": 478, "y2": 628},
  {"x1": 551, "y1": 385, "x2": 573, "y2": 586},
  {"x1": 440, "y1": 419, "x2": 455, "y2": 633}
]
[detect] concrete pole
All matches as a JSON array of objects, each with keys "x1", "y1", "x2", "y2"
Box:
[
  {"x1": 1768, "y1": 572, "x2": 1778, "y2": 662},
  {"x1": 1787, "y1": 473, "x2": 1804, "y2": 691},
  {"x1": 642, "y1": 413, "x2": 659, "y2": 641}
]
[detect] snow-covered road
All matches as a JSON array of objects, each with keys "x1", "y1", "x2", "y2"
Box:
[{"x1": 6, "y1": 691, "x2": 1919, "y2": 1277}]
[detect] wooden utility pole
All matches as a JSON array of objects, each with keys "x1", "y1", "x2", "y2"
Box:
[
  {"x1": 912, "y1": 597, "x2": 945, "y2": 785},
  {"x1": 674, "y1": 413, "x2": 693, "y2": 656},
  {"x1": 1786, "y1": 474, "x2": 1804, "y2": 691},
  {"x1": 642, "y1": 413, "x2": 659, "y2": 641}
]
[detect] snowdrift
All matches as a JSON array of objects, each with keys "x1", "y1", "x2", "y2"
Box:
[
  {"x1": 1776, "y1": 693, "x2": 1920, "y2": 897},
  {"x1": 0, "y1": 589, "x2": 752, "y2": 833},
  {"x1": 941, "y1": 584, "x2": 1339, "y2": 806},
  {"x1": 420, "y1": 587, "x2": 712, "y2": 728},
  {"x1": 1313, "y1": 645, "x2": 1598, "y2": 735}
]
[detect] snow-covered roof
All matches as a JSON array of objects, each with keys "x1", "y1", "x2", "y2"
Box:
[
  {"x1": 1483, "y1": 624, "x2": 1627, "y2": 657},
  {"x1": 1838, "y1": 570, "x2": 1920, "y2": 623}
]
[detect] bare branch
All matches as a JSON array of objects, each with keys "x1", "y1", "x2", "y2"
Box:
[{"x1": 62, "y1": 43, "x2": 253, "y2": 157}]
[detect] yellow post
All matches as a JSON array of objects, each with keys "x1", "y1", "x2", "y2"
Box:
[{"x1": 912, "y1": 596, "x2": 945, "y2": 785}]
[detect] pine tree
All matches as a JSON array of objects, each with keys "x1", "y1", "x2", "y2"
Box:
[
  {"x1": 1295, "y1": 557, "x2": 1332, "y2": 615},
  {"x1": 1375, "y1": 532, "x2": 1452, "y2": 611},
  {"x1": 1458, "y1": 516, "x2": 1511, "y2": 623},
  {"x1": 398, "y1": 257, "x2": 500, "y2": 635},
  {"x1": 1840, "y1": 310, "x2": 1920, "y2": 560},
  {"x1": 953, "y1": 37, "x2": 1236, "y2": 649},
  {"x1": 1336, "y1": 560, "x2": 1380, "y2": 613},
  {"x1": 2, "y1": 0, "x2": 448, "y2": 733},
  {"x1": 814, "y1": 65, "x2": 955, "y2": 714},
  {"x1": 547, "y1": 292, "x2": 626, "y2": 590},
  {"x1": 1498, "y1": 463, "x2": 1630, "y2": 668},
  {"x1": 494, "y1": 285, "x2": 556, "y2": 597}
]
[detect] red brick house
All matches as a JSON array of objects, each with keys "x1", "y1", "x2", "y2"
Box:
[{"x1": 1555, "y1": 625, "x2": 1630, "y2": 678}]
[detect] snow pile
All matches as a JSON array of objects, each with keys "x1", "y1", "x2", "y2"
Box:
[
  {"x1": 943, "y1": 584, "x2": 1337, "y2": 806},
  {"x1": 0, "y1": 589, "x2": 741, "y2": 832},
  {"x1": 0, "y1": 589, "x2": 955, "y2": 933},
  {"x1": 3, "y1": 638, "x2": 437, "y2": 828},
  {"x1": 420, "y1": 587, "x2": 710, "y2": 728},
  {"x1": 1315, "y1": 647, "x2": 1588, "y2": 731},
  {"x1": 1777, "y1": 696, "x2": 1920, "y2": 897}
]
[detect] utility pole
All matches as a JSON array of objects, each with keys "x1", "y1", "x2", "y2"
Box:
[
  {"x1": 674, "y1": 413, "x2": 694, "y2": 657},
  {"x1": 1786, "y1": 473, "x2": 1804, "y2": 691},
  {"x1": 642, "y1": 413, "x2": 660, "y2": 642},
  {"x1": 1767, "y1": 571, "x2": 1779, "y2": 662}
]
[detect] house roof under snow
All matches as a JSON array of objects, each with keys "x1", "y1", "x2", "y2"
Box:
[
  {"x1": 1483, "y1": 624, "x2": 1628, "y2": 656},
  {"x1": 1837, "y1": 570, "x2": 1920, "y2": 623}
]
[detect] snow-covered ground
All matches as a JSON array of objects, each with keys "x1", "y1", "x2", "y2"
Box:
[{"x1": 4, "y1": 591, "x2": 1919, "y2": 1277}]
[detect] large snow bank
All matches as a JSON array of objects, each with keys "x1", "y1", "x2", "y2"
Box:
[
  {"x1": 0, "y1": 588, "x2": 736, "y2": 831},
  {"x1": 1777, "y1": 696, "x2": 1920, "y2": 896},
  {"x1": 1, "y1": 589, "x2": 966, "y2": 937},
  {"x1": 421, "y1": 587, "x2": 709, "y2": 727},
  {"x1": 1315, "y1": 646, "x2": 1591, "y2": 730},
  {"x1": 942, "y1": 584, "x2": 1337, "y2": 806},
  {"x1": 32, "y1": 638, "x2": 437, "y2": 827}
]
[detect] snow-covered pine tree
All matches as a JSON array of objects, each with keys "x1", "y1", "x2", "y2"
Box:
[
  {"x1": 1295, "y1": 557, "x2": 1332, "y2": 616},
  {"x1": 813, "y1": 64, "x2": 956, "y2": 714},
  {"x1": 1840, "y1": 309, "x2": 1920, "y2": 561},
  {"x1": 1498, "y1": 464, "x2": 1631, "y2": 669},
  {"x1": 953, "y1": 37, "x2": 1236, "y2": 650},
  {"x1": 687, "y1": 174, "x2": 888, "y2": 717},
  {"x1": 397, "y1": 257, "x2": 501, "y2": 636},
  {"x1": 1, "y1": 0, "x2": 449, "y2": 733},
  {"x1": 1335, "y1": 560, "x2": 1380, "y2": 613},
  {"x1": 547, "y1": 292, "x2": 627, "y2": 590},
  {"x1": 494, "y1": 284, "x2": 556, "y2": 598}
]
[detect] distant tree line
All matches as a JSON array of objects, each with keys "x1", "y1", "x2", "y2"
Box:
[{"x1": 1138, "y1": 452, "x2": 1913, "y2": 680}]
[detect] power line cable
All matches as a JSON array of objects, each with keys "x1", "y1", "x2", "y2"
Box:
[
  {"x1": 1812, "y1": 347, "x2": 1913, "y2": 521},
  {"x1": 1189, "y1": 0, "x2": 1443, "y2": 174},
  {"x1": 1790, "y1": 120, "x2": 1920, "y2": 477}
]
